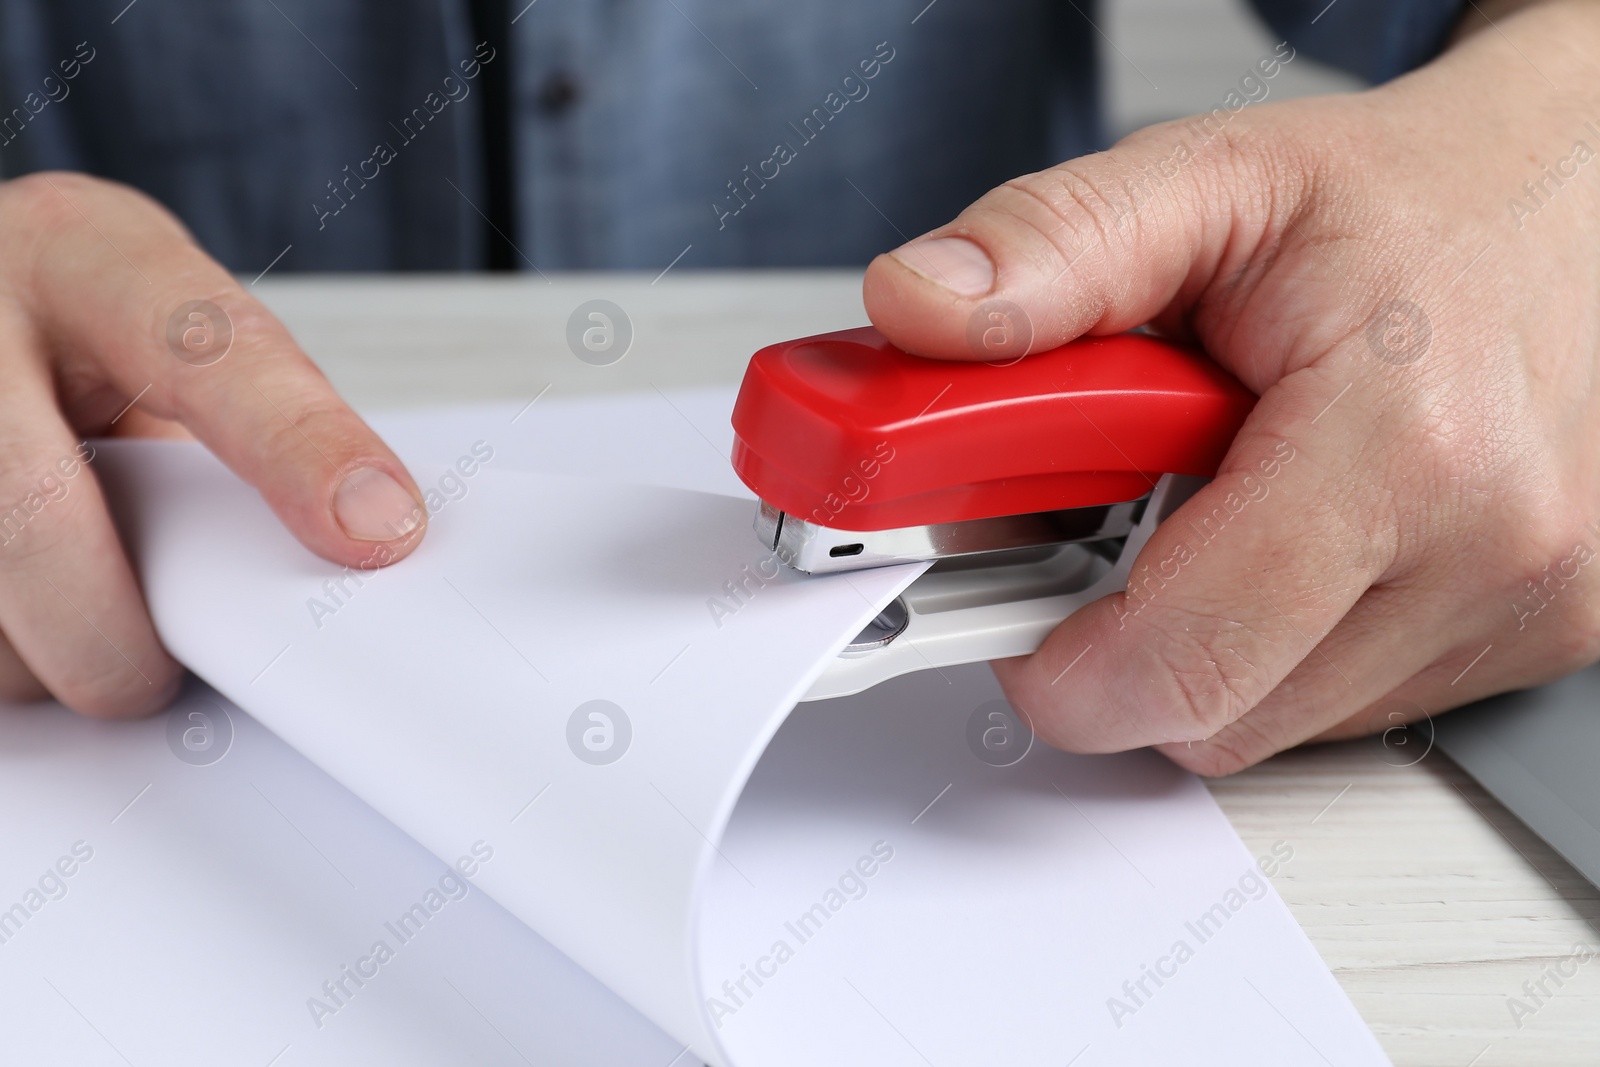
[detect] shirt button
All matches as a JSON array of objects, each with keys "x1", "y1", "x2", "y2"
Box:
[{"x1": 536, "y1": 71, "x2": 580, "y2": 115}]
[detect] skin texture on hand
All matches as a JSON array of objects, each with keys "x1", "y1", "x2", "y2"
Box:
[
  {"x1": 863, "y1": 0, "x2": 1600, "y2": 775},
  {"x1": 0, "y1": 173, "x2": 427, "y2": 717}
]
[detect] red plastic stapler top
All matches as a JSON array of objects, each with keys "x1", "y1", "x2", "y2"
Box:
[{"x1": 731, "y1": 325, "x2": 1255, "y2": 575}]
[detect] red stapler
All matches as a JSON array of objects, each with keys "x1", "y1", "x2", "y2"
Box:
[{"x1": 730, "y1": 325, "x2": 1256, "y2": 700}]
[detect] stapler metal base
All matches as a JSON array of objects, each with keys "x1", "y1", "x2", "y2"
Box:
[{"x1": 757, "y1": 497, "x2": 1147, "y2": 574}]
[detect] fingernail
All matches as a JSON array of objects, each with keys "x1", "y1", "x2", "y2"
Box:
[
  {"x1": 889, "y1": 237, "x2": 995, "y2": 297},
  {"x1": 334, "y1": 467, "x2": 423, "y2": 542}
]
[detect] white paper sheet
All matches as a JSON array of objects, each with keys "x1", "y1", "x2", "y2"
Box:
[
  {"x1": 0, "y1": 384, "x2": 1391, "y2": 1066},
  {"x1": 98, "y1": 440, "x2": 926, "y2": 1064},
  {"x1": 704, "y1": 663, "x2": 1388, "y2": 1066},
  {"x1": 0, "y1": 683, "x2": 683, "y2": 1066}
]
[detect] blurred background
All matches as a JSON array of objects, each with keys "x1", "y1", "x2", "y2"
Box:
[
  {"x1": 0, "y1": 0, "x2": 1379, "y2": 275},
  {"x1": 1105, "y1": 0, "x2": 1361, "y2": 137}
]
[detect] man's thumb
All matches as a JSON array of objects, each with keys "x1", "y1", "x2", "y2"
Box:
[{"x1": 862, "y1": 126, "x2": 1280, "y2": 360}]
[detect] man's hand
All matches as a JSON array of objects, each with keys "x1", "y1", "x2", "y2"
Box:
[
  {"x1": 0, "y1": 173, "x2": 427, "y2": 717},
  {"x1": 862, "y1": 0, "x2": 1600, "y2": 774}
]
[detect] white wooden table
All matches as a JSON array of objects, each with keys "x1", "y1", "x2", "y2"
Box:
[{"x1": 256, "y1": 271, "x2": 1600, "y2": 1067}]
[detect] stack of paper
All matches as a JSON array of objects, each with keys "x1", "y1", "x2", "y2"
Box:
[{"x1": 0, "y1": 389, "x2": 1390, "y2": 1066}]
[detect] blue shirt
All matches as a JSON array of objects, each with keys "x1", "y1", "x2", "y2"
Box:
[{"x1": 0, "y1": 0, "x2": 1463, "y2": 273}]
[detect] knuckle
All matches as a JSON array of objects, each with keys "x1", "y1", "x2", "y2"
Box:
[
  {"x1": 1395, "y1": 395, "x2": 1489, "y2": 493},
  {"x1": 1104, "y1": 120, "x2": 1272, "y2": 229},
  {"x1": 224, "y1": 301, "x2": 310, "y2": 376},
  {"x1": 0, "y1": 449, "x2": 91, "y2": 561},
  {"x1": 1, "y1": 169, "x2": 158, "y2": 219},
  {"x1": 1471, "y1": 467, "x2": 1600, "y2": 661},
  {"x1": 1550, "y1": 602, "x2": 1600, "y2": 668},
  {"x1": 0, "y1": 171, "x2": 94, "y2": 224},
  {"x1": 266, "y1": 385, "x2": 359, "y2": 452},
  {"x1": 1194, "y1": 118, "x2": 1286, "y2": 185},
  {"x1": 1001, "y1": 156, "x2": 1196, "y2": 268},
  {"x1": 1012, "y1": 164, "x2": 1128, "y2": 249},
  {"x1": 152, "y1": 286, "x2": 259, "y2": 383},
  {"x1": 0, "y1": 175, "x2": 85, "y2": 266},
  {"x1": 0, "y1": 171, "x2": 150, "y2": 245},
  {"x1": 1523, "y1": 499, "x2": 1590, "y2": 562},
  {"x1": 963, "y1": 168, "x2": 1118, "y2": 288},
  {"x1": 1146, "y1": 622, "x2": 1261, "y2": 740},
  {"x1": 1522, "y1": 526, "x2": 1600, "y2": 662},
  {"x1": 0, "y1": 171, "x2": 195, "y2": 296}
]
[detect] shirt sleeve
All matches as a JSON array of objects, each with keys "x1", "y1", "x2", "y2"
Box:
[{"x1": 1247, "y1": 0, "x2": 1467, "y2": 83}]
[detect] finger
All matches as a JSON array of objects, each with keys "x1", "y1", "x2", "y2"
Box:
[
  {"x1": 1162, "y1": 476, "x2": 1600, "y2": 771},
  {"x1": 992, "y1": 370, "x2": 1399, "y2": 755},
  {"x1": 112, "y1": 407, "x2": 194, "y2": 441},
  {"x1": 0, "y1": 304, "x2": 182, "y2": 717},
  {"x1": 0, "y1": 628, "x2": 51, "y2": 705},
  {"x1": 1309, "y1": 558, "x2": 1600, "y2": 746},
  {"x1": 861, "y1": 113, "x2": 1298, "y2": 363},
  {"x1": 1149, "y1": 578, "x2": 1461, "y2": 774},
  {"x1": 3, "y1": 173, "x2": 426, "y2": 569}
]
